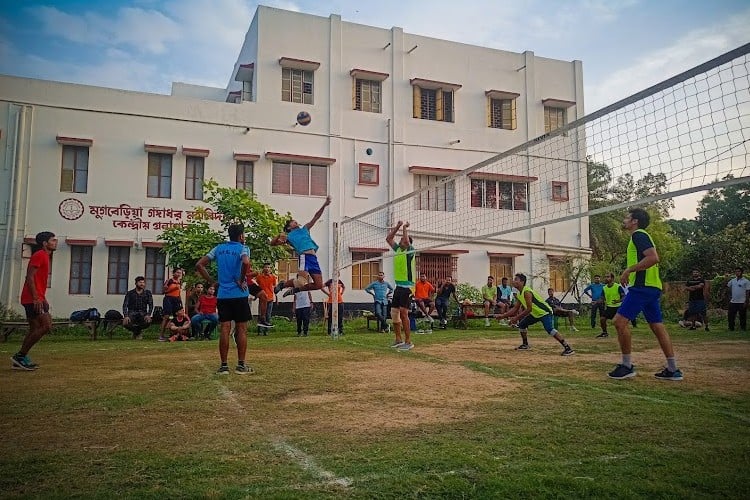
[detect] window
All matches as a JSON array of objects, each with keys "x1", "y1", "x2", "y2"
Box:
[
  {"x1": 60, "y1": 145, "x2": 89, "y2": 193},
  {"x1": 185, "y1": 156, "x2": 204, "y2": 200},
  {"x1": 242, "y1": 80, "x2": 252, "y2": 102},
  {"x1": 489, "y1": 98, "x2": 517, "y2": 130},
  {"x1": 544, "y1": 106, "x2": 566, "y2": 133},
  {"x1": 282, "y1": 68, "x2": 314, "y2": 104},
  {"x1": 416, "y1": 254, "x2": 458, "y2": 281},
  {"x1": 471, "y1": 179, "x2": 528, "y2": 211},
  {"x1": 69, "y1": 245, "x2": 93, "y2": 295},
  {"x1": 414, "y1": 175, "x2": 455, "y2": 212},
  {"x1": 489, "y1": 256, "x2": 514, "y2": 283},
  {"x1": 354, "y1": 79, "x2": 381, "y2": 113},
  {"x1": 277, "y1": 253, "x2": 299, "y2": 283},
  {"x1": 272, "y1": 161, "x2": 328, "y2": 196},
  {"x1": 236, "y1": 161, "x2": 254, "y2": 192},
  {"x1": 144, "y1": 247, "x2": 166, "y2": 294},
  {"x1": 413, "y1": 86, "x2": 454, "y2": 122},
  {"x1": 549, "y1": 257, "x2": 570, "y2": 293},
  {"x1": 107, "y1": 246, "x2": 130, "y2": 295},
  {"x1": 147, "y1": 153, "x2": 172, "y2": 198},
  {"x1": 358, "y1": 163, "x2": 379, "y2": 186},
  {"x1": 351, "y1": 252, "x2": 381, "y2": 290},
  {"x1": 552, "y1": 181, "x2": 569, "y2": 202}
]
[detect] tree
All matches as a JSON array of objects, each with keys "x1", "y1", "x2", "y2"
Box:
[
  {"x1": 159, "y1": 180, "x2": 291, "y2": 284},
  {"x1": 695, "y1": 176, "x2": 750, "y2": 235}
]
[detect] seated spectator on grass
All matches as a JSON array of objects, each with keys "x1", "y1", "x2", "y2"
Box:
[
  {"x1": 545, "y1": 288, "x2": 580, "y2": 332},
  {"x1": 191, "y1": 284, "x2": 219, "y2": 340},
  {"x1": 122, "y1": 276, "x2": 153, "y2": 340},
  {"x1": 414, "y1": 273, "x2": 436, "y2": 324},
  {"x1": 168, "y1": 307, "x2": 191, "y2": 342}
]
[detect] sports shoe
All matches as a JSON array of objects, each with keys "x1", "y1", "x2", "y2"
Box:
[
  {"x1": 596, "y1": 332, "x2": 609, "y2": 338},
  {"x1": 390, "y1": 341, "x2": 405, "y2": 348},
  {"x1": 258, "y1": 320, "x2": 275, "y2": 328},
  {"x1": 570, "y1": 326, "x2": 579, "y2": 332},
  {"x1": 11, "y1": 354, "x2": 38, "y2": 371},
  {"x1": 561, "y1": 345, "x2": 575, "y2": 356},
  {"x1": 398, "y1": 342, "x2": 414, "y2": 351},
  {"x1": 654, "y1": 367, "x2": 683, "y2": 381},
  {"x1": 608, "y1": 364, "x2": 636, "y2": 379},
  {"x1": 678, "y1": 320, "x2": 687, "y2": 328},
  {"x1": 235, "y1": 364, "x2": 254, "y2": 375},
  {"x1": 515, "y1": 344, "x2": 531, "y2": 351},
  {"x1": 216, "y1": 365, "x2": 230, "y2": 375},
  {"x1": 273, "y1": 282, "x2": 285, "y2": 295},
  {"x1": 282, "y1": 287, "x2": 298, "y2": 297},
  {"x1": 158, "y1": 336, "x2": 167, "y2": 342},
  {"x1": 485, "y1": 319, "x2": 491, "y2": 327}
]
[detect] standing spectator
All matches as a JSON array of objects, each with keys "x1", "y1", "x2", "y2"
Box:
[
  {"x1": 364, "y1": 271, "x2": 394, "y2": 333},
  {"x1": 608, "y1": 208, "x2": 683, "y2": 381},
  {"x1": 185, "y1": 282, "x2": 204, "y2": 318},
  {"x1": 682, "y1": 269, "x2": 709, "y2": 331},
  {"x1": 435, "y1": 277, "x2": 459, "y2": 329},
  {"x1": 293, "y1": 276, "x2": 313, "y2": 337},
  {"x1": 598, "y1": 273, "x2": 625, "y2": 338},
  {"x1": 584, "y1": 275, "x2": 605, "y2": 329},
  {"x1": 386, "y1": 221, "x2": 416, "y2": 350},
  {"x1": 122, "y1": 276, "x2": 154, "y2": 340},
  {"x1": 160, "y1": 269, "x2": 184, "y2": 342},
  {"x1": 255, "y1": 263, "x2": 278, "y2": 327},
  {"x1": 545, "y1": 288, "x2": 580, "y2": 332},
  {"x1": 414, "y1": 273, "x2": 436, "y2": 324},
  {"x1": 191, "y1": 284, "x2": 219, "y2": 340},
  {"x1": 168, "y1": 307, "x2": 191, "y2": 342},
  {"x1": 481, "y1": 276, "x2": 498, "y2": 327},
  {"x1": 12, "y1": 231, "x2": 57, "y2": 371},
  {"x1": 727, "y1": 267, "x2": 749, "y2": 332},
  {"x1": 323, "y1": 279, "x2": 345, "y2": 335},
  {"x1": 196, "y1": 224, "x2": 254, "y2": 375}
]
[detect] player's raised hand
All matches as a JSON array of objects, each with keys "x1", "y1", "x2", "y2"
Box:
[{"x1": 403, "y1": 222, "x2": 410, "y2": 228}]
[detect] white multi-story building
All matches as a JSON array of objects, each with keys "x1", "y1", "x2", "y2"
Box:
[{"x1": 0, "y1": 6, "x2": 587, "y2": 315}]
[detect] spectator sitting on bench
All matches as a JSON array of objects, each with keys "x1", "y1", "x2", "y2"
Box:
[
  {"x1": 481, "y1": 276, "x2": 498, "y2": 327},
  {"x1": 122, "y1": 275, "x2": 153, "y2": 340},
  {"x1": 168, "y1": 307, "x2": 191, "y2": 342},
  {"x1": 414, "y1": 273, "x2": 436, "y2": 325},
  {"x1": 545, "y1": 288, "x2": 580, "y2": 332},
  {"x1": 191, "y1": 284, "x2": 219, "y2": 340}
]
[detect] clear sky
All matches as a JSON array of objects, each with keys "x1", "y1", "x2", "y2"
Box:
[{"x1": 1, "y1": 0, "x2": 748, "y2": 217}]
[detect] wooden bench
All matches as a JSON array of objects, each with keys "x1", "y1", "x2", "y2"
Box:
[{"x1": 1, "y1": 319, "x2": 100, "y2": 341}]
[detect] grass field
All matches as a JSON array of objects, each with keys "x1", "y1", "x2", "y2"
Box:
[{"x1": 1, "y1": 319, "x2": 749, "y2": 499}]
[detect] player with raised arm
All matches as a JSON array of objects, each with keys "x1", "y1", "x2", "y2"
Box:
[
  {"x1": 271, "y1": 195, "x2": 331, "y2": 296},
  {"x1": 386, "y1": 221, "x2": 416, "y2": 351}
]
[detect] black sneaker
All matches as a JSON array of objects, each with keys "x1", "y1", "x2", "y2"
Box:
[
  {"x1": 282, "y1": 287, "x2": 298, "y2": 297},
  {"x1": 216, "y1": 365, "x2": 230, "y2": 375},
  {"x1": 273, "y1": 282, "x2": 285, "y2": 295},
  {"x1": 596, "y1": 332, "x2": 609, "y2": 338},
  {"x1": 258, "y1": 320, "x2": 274, "y2": 328},
  {"x1": 608, "y1": 364, "x2": 636, "y2": 379},
  {"x1": 515, "y1": 344, "x2": 531, "y2": 351},
  {"x1": 561, "y1": 346, "x2": 575, "y2": 356},
  {"x1": 235, "y1": 364, "x2": 254, "y2": 375},
  {"x1": 654, "y1": 367, "x2": 683, "y2": 381}
]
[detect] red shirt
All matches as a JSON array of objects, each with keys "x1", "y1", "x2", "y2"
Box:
[
  {"x1": 197, "y1": 295, "x2": 217, "y2": 314},
  {"x1": 21, "y1": 249, "x2": 50, "y2": 304}
]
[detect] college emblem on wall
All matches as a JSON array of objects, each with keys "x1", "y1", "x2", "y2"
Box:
[{"x1": 58, "y1": 198, "x2": 84, "y2": 220}]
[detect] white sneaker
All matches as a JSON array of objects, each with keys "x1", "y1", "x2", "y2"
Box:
[
  {"x1": 572, "y1": 310, "x2": 580, "y2": 316},
  {"x1": 678, "y1": 320, "x2": 686, "y2": 328},
  {"x1": 485, "y1": 319, "x2": 491, "y2": 327},
  {"x1": 570, "y1": 326, "x2": 579, "y2": 332}
]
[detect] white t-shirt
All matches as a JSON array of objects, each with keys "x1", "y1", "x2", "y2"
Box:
[
  {"x1": 295, "y1": 290, "x2": 312, "y2": 309},
  {"x1": 728, "y1": 277, "x2": 750, "y2": 304}
]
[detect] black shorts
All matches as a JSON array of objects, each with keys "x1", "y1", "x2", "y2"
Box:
[
  {"x1": 217, "y1": 297, "x2": 251, "y2": 323},
  {"x1": 392, "y1": 286, "x2": 413, "y2": 309},
  {"x1": 553, "y1": 309, "x2": 570, "y2": 317},
  {"x1": 603, "y1": 306, "x2": 619, "y2": 320},
  {"x1": 22, "y1": 302, "x2": 49, "y2": 319},
  {"x1": 163, "y1": 296, "x2": 183, "y2": 316},
  {"x1": 247, "y1": 283, "x2": 262, "y2": 298}
]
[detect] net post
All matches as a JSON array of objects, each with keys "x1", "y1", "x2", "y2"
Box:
[{"x1": 331, "y1": 221, "x2": 340, "y2": 340}]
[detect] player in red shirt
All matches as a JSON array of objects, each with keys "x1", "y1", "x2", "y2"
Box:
[{"x1": 13, "y1": 231, "x2": 58, "y2": 370}]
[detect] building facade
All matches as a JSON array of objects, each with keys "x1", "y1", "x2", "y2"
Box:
[{"x1": 0, "y1": 6, "x2": 588, "y2": 315}]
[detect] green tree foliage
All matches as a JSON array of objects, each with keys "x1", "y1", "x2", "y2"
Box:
[
  {"x1": 159, "y1": 180, "x2": 290, "y2": 283},
  {"x1": 695, "y1": 176, "x2": 750, "y2": 235},
  {"x1": 674, "y1": 223, "x2": 750, "y2": 279}
]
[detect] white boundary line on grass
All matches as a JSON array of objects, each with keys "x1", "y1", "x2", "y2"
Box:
[{"x1": 213, "y1": 378, "x2": 352, "y2": 489}]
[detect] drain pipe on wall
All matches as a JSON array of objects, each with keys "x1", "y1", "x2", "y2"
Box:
[{"x1": 0, "y1": 105, "x2": 25, "y2": 307}]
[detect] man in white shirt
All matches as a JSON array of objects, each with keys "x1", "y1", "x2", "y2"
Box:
[{"x1": 727, "y1": 267, "x2": 750, "y2": 331}]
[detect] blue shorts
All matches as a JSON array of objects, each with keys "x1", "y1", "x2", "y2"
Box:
[
  {"x1": 518, "y1": 314, "x2": 555, "y2": 334},
  {"x1": 617, "y1": 286, "x2": 663, "y2": 323},
  {"x1": 687, "y1": 300, "x2": 706, "y2": 315},
  {"x1": 298, "y1": 254, "x2": 322, "y2": 276}
]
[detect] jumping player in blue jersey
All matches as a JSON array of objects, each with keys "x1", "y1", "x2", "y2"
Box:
[{"x1": 271, "y1": 195, "x2": 331, "y2": 295}]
